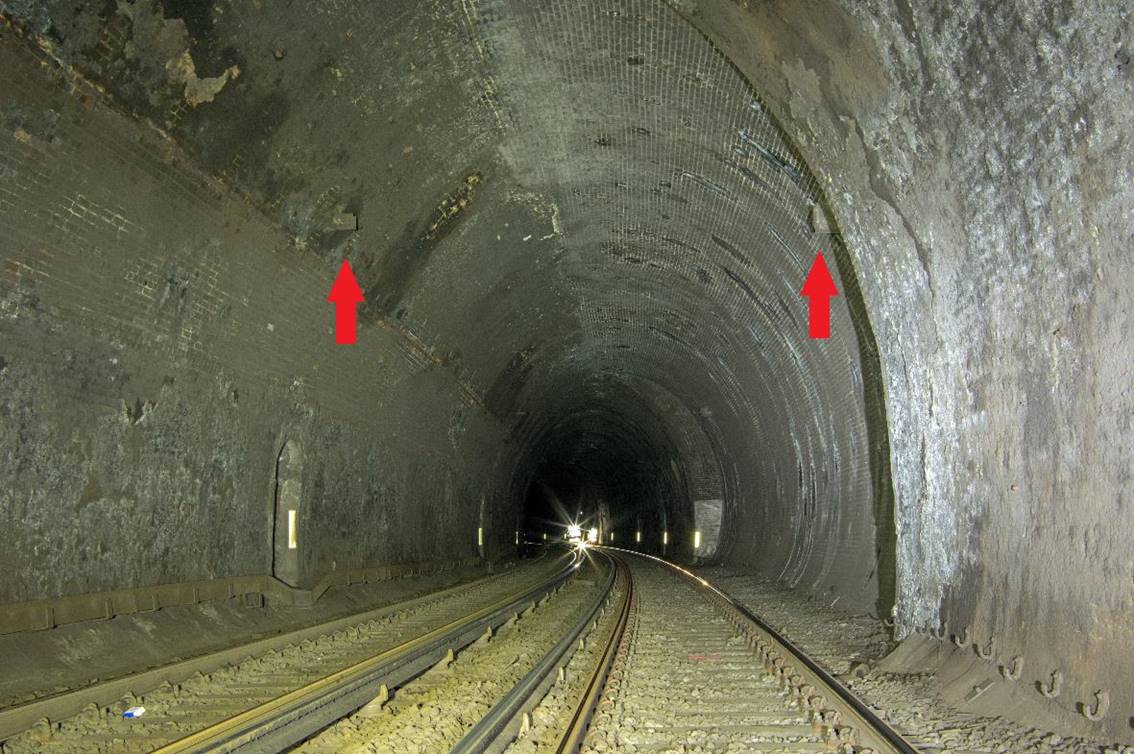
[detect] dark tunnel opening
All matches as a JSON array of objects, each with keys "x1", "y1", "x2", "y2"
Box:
[
  {"x1": 512, "y1": 379, "x2": 695, "y2": 556},
  {"x1": 0, "y1": 0, "x2": 1131, "y2": 747},
  {"x1": 0, "y1": 0, "x2": 904, "y2": 714}
]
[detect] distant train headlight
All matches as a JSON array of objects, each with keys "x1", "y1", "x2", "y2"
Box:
[{"x1": 567, "y1": 524, "x2": 582, "y2": 540}]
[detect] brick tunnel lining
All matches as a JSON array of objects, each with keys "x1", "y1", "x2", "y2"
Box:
[
  {"x1": 9, "y1": 0, "x2": 1134, "y2": 741},
  {"x1": 0, "y1": 1, "x2": 887, "y2": 616},
  {"x1": 0, "y1": 0, "x2": 889, "y2": 616},
  {"x1": 473, "y1": 0, "x2": 892, "y2": 611}
]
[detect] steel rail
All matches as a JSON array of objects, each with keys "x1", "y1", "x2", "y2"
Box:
[
  {"x1": 552, "y1": 551, "x2": 634, "y2": 754},
  {"x1": 450, "y1": 549, "x2": 623, "y2": 754},
  {"x1": 151, "y1": 552, "x2": 584, "y2": 754},
  {"x1": 603, "y1": 546, "x2": 920, "y2": 754},
  {"x1": 0, "y1": 558, "x2": 548, "y2": 743}
]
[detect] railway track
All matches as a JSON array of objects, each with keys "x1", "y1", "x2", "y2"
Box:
[
  {"x1": 579, "y1": 549, "x2": 919, "y2": 754},
  {"x1": 0, "y1": 553, "x2": 577, "y2": 754},
  {"x1": 291, "y1": 548, "x2": 622, "y2": 753},
  {"x1": 0, "y1": 547, "x2": 918, "y2": 754}
]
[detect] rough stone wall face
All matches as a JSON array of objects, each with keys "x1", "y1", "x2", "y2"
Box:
[
  {"x1": 686, "y1": 0, "x2": 1134, "y2": 734},
  {"x1": 0, "y1": 33, "x2": 505, "y2": 603}
]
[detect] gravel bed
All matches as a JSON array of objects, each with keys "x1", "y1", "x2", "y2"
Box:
[
  {"x1": 698, "y1": 568, "x2": 1132, "y2": 754},
  {"x1": 505, "y1": 564, "x2": 627, "y2": 753},
  {"x1": 0, "y1": 561, "x2": 511, "y2": 711},
  {"x1": 1, "y1": 557, "x2": 567, "y2": 754},
  {"x1": 290, "y1": 558, "x2": 611, "y2": 753},
  {"x1": 585, "y1": 558, "x2": 828, "y2": 754}
]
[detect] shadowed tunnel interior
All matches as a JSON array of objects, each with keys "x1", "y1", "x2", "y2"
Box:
[
  {"x1": 1, "y1": 0, "x2": 1132, "y2": 745},
  {"x1": 514, "y1": 377, "x2": 703, "y2": 552}
]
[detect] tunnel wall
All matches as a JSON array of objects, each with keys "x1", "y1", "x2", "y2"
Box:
[
  {"x1": 469, "y1": 0, "x2": 885, "y2": 607},
  {"x1": 0, "y1": 32, "x2": 507, "y2": 604},
  {"x1": 683, "y1": 0, "x2": 1134, "y2": 733},
  {"x1": 8, "y1": 0, "x2": 1131, "y2": 737},
  {"x1": 1, "y1": 0, "x2": 888, "y2": 618}
]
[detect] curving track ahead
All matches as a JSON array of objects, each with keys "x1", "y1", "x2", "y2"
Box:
[
  {"x1": 0, "y1": 548, "x2": 919, "y2": 754},
  {"x1": 568, "y1": 549, "x2": 919, "y2": 754}
]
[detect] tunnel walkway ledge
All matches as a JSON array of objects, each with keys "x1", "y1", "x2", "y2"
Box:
[
  {"x1": 0, "y1": 556, "x2": 497, "y2": 636},
  {"x1": 0, "y1": 556, "x2": 531, "y2": 721}
]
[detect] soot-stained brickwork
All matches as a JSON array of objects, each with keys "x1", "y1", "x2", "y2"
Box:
[
  {"x1": 3, "y1": 0, "x2": 1133, "y2": 741},
  {"x1": 0, "y1": 28, "x2": 507, "y2": 602},
  {"x1": 0, "y1": 0, "x2": 883, "y2": 619}
]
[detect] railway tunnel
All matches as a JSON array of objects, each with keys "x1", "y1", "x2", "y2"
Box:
[{"x1": 0, "y1": 0, "x2": 1131, "y2": 751}]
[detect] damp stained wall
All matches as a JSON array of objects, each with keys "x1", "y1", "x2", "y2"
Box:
[
  {"x1": 685, "y1": 0, "x2": 1134, "y2": 734},
  {"x1": 0, "y1": 31, "x2": 509, "y2": 601},
  {"x1": 1, "y1": 0, "x2": 1132, "y2": 739}
]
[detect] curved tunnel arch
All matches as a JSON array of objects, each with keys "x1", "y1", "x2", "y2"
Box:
[
  {"x1": 450, "y1": 0, "x2": 891, "y2": 612},
  {"x1": 6, "y1": 0, "x2": 1127, "y2": 742},
  {"x1": 0, "y1": 0, "x2": 890, "y2": 624}
]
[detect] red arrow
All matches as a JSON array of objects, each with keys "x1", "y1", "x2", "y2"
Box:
[
  {"x1": 327, "y1": 259, "x2": 364, "y2": 344},
  {"x1": 800, "y1": 251, "x2": 838, "y2": 339}
]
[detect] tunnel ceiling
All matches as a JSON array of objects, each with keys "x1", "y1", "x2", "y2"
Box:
[
  {"x1": 7, "y1": 0, "x2": 1134, "y2": 740},
  {"x1": 8, "y1": 0, "x2": 889, "y2": 607}
]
